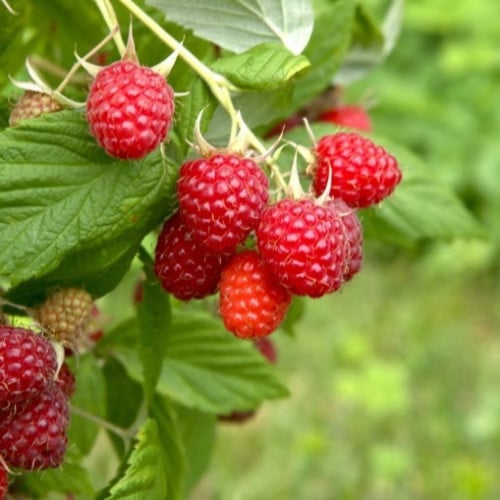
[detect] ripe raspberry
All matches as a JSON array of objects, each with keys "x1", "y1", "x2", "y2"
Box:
[
  {"x1": 9, "y1": 91, "x2": 62, "y2": 127},
  {"x1": 0, "y1": 383, "x2": 69, "y2": 470},
  {"x1": 317, "y1": 105, "x2": 372, "y2": 132},
  {"x1": 154, "y1": 212, "x2": 231, "y2": 300},
  {"x1": 86, "y1": 60, "x2": 175, "y2": 159},
  {"x1": 177, "y1": 153, "x2": 269, "y2": 253},
  {"x1": 56, "y1": 362, "x2": 76, "y2": 398},
  {"x1": 219, "y1": 251, "x2": 291, "y2": 339},
  {"x1": 0, "y1": 326, "x2": 57, "y2": 410},
  {"x1": 0, "y1": 465, "x2": 7, "y2": 500},
  {"x1": 312, "y1": 132, "x2": 402, "y2": 208},
  {"x1": 328, "y1": 198, "x2": 363, "y2": 281},
  {"x1": 34, "y1": 288, "x2": 94, "y2": 348},
  {"x1": 256, "y1": 198, "x2": 346, "y2": 298}
]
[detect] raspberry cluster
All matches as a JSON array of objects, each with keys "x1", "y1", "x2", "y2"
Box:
[
  {"x1": 154, "y1": 131, "x2": 402, "y2": 341},
  {"x1": 0, "y1": 326, "x2": 74, "y2": 478}
]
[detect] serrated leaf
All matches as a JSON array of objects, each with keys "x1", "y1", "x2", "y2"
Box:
[
  {"x1": 292, "y1": 0, "x2": 355, "y2": 109},
  {"x1": 68, "y1": 354, "x2": 107, "y2": 455},
  {"x1": 0, "y1": 110, "x2": 177, "y2": 289},
  {"x1": 147, "y1": 0, "x2": 314, "y2": 55},
  {"x1": 211, "y1": 42, "x2": 310, "y2": 90},
  {"x1": 136, "y1": 252, "x2": 171, "y2": 404},
  {"x1": 105, "y1": 312, "x2": 289, "y2": 414},
  {"x1": 106, "y1": 419, "x2": 168, "y2": 499}
]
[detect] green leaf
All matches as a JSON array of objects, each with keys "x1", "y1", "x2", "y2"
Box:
[
  {"x1": 211, "y1": 42, "x2": 310, "y2": 90},
  {"x1": 105, "y1": 312, "x2": 289, "y2": 414},
  {"x1": 20, "y1": 447, "x2": 95, "y2": 497},
  {"x1": 106, "y1": 419, "x2": 168, "y2": 499},
  {"x1": 68, "y1": 354, "x2": 107, "y2": 455},
  {"x1": 136, "y1": 251, "x2": 172, "y2": 404},
  {"x1": 146, "y1": 0, "x2": 314, "y2": 55},
  {"x1": 281, "y1": 296, "x2": 306, "y2": 337},
  {"x1": 174, "y1": 404, "x2": 216, "y2": 493},
  {"x1": 334, "y1": 2, "x2": 387, "y2": 85},
  {"x1": 292, "y1": 0, "x2": 356, "y2": 109},
  {"x1": 150, "y1": 396, "x2": 186, "y2": 500},
  {"x1": 0, "y1": 110, "x2": 177, "y2": 290}
]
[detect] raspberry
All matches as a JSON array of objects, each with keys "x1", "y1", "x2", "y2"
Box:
[
  {"x1": 328, "y1": 198, "x2": 363, "y2": 281},
  {"x1": 317, "y1": 105, "x2": 372, "y2": 132},
  {"x1": 0, "y1": 383, "x2": 69, "y2": 470},
  {"x1": 86, "y1": 60, "x2": 175, "y2": 159},
  {"x1": 0, "y1": 326, "x2": 57, "y2": 410},
  {"x1": 0, "y1": 465, "x2": 7, "y2": 499},
  {"x1": 56, "y1": 362, "x2": 76, "y2": 398},
  {"x1": 177, "y1": 153, "x2": 269, "y2": 253},
  {"x1": 154, "y1": 212, "x2": 231, "y2": 300},
  {"x1": 9, "y1": 91, "x2": 62, "y2": 127},
  {"x1": 312, "y1": 132, "x2": 402, "y2": 208},
  {"x1": 34, "y1": 288, "x2": 94, "y2": 348},
  {"x1": 218, "y1": 251, "x2": 291, "y2": 339},
  {"x1": 256, "y1": 198, "x2": 345, "y2": 298}
]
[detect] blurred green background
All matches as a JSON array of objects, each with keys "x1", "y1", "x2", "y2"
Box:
[{"x1": 193, "y1": 1, "x2": 500, "y2": 499}]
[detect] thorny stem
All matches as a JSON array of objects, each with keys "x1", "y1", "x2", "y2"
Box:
[
  {"x1": 70, "y1": 405, "x2": 136, "y2": 441},
  {"x1": 114, "y1": 0, "x2": 288, "y2": 191}
]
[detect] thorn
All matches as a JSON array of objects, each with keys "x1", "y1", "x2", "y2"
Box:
[
  {"x1": 122, "y1": 22, "x2": 139, "y2": 64},
  {"x1": 252, "y1": 129, "x2": 284, "y2": 163},
  {"x1": 193, "y1": 108, "x2": 215, "y2": 156},
  {"x1": 74, "y1": 52, "x2": 102, "y2": 77},
  {"x1": 288, "y1": 149, "x2": 306, "y2": 200},
  {"x1": 315, "y1": 161, "x2": 333, "y2": 206},
  {"x1": 303, "y1": 117, "x2": 317, "y2": 147},
  {"x1": 152, "y1": 41, "x2": 183, "y2": 76}
]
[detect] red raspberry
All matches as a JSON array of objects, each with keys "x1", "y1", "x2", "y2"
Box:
[
  {"x1": 56, "y1": 362, "x2": 76, "y2": 398},
  {"x1": 312, "y1": 132, "x2": 402, "y2": 208},
  {"x1": 86, "y1": 60, "x2": 175, "y2": 159},
  {"x1": 154, "y1": 212, "x2": 231, "y2": 300},
  {"x1": 219, "y1": 251, "x2": 291, "y2": 339},
  {"x1": 177, "y1": 153, "x2": 269, "y2": 253},
  {"x1": 35, "y1": 288, "x2": 94, "y2": 349},
  {"x1": 328, "y1": 198, "x2": 363, "y2": 281},
  {"x1": 0, "y1": 326, "x2": 57, "y2": 410},
  {"x1": 0, "y1": 465, "x2": 7, "y2": 500},
  {"x1": 0, "y1": 383, "x2": 69, "y2": 470},
  {"x1": 317, "y1": 105, "x2": 372, "y2": 132},
  {"x1": 257, "y1": 198, "x2": 346, "y2": 298},
  {"x1": 9, "y1": 91, "x2": 62, "y2": 127}
]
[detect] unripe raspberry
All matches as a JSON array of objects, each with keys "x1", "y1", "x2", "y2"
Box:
[
  {"x1": 0, "y1": 326, "x2": 57, "y2": 410},
  {"x1": 177, "y1": 153, "x2": 269, "y2": 253},
  {"x1": 34, "y1": 288, "x2": 94, "y2": 348},
  {"x1": 87, "y1": 60, "x2": 175, "y2": 159},
  {"x1": 0, "y1": 383, "x2": 69, "y2": 470},
  {"x1": 219, "y1": 251, "x2": 291, "y2": 339},
  {"x1": 9, "y1": 91, "x2": 62, "y2": 127}
]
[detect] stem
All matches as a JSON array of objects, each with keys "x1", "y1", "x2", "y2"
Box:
[
  {"x1": 93, "y1": 0, "x2": 126, "y2": 55},
  {"x1": 70, "y1": 405, "x2": 135, "y2": 440}
]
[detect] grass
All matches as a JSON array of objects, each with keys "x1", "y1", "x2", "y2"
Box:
[{"x1": 192, "y1": 252, "x2": 500, "y2": 500}]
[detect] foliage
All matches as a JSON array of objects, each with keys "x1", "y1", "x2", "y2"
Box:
[{"x1": 0, "y1": 0, "x2": 491, "y2": 498}]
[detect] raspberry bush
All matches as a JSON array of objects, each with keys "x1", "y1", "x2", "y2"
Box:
[{"x1": 0, "y1": 0, "x2": 484, "y2": 498}]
